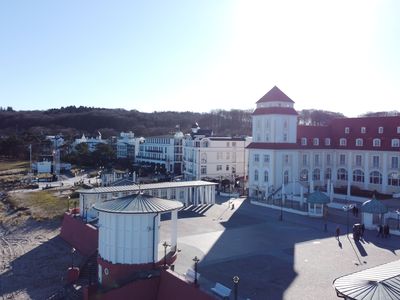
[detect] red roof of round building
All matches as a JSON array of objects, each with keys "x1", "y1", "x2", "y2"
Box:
[{"x1": 256, "y1": 86, "x2": 294, "y2": 103}]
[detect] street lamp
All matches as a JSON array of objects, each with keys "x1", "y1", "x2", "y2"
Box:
[
  {"x1": 279, "y1": 193, "x2": 285, "y2": 221},
  {"x1": 233, "y1": 275, "x2": 240, "y2": 300},
  {"x1": 396, "y1": 209, "x2": 400, "y2": 230},
  {"x1": 193, "y1": 256, "x2": 200, "y2": 285},
  {"x1": 343, "y1": 204, "x2": 354, "y2": 235},
  {"x1": 162, "y1": 241, "x2": 170, "y2": 267}
]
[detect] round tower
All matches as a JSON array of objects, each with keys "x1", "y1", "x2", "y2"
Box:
[{"x1": 94, "y1": 193, "x2": 183, "y2": 287}]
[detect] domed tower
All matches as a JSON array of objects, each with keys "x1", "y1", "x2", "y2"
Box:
[
  {"x1": 248, "y1": 86, "x2": 299, "y2": 199},
  {"x1": 252, "y1": 86, "x2": 298, "y2": 143},
  {"x1": 94, "y1": 193, "x2": 183, "y2": 287}
]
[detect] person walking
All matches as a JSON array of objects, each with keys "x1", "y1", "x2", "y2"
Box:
[
  {"x1": 335, "y1": 226, "x2": 340, "y2": 240},
  {"x1": 377, "y1": 225, "x2": 383, "y2": 237},
  {"x1": 361, "y1": 223, "x2": 365, "y2": 237}
]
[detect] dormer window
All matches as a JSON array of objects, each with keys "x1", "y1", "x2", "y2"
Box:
[
  {"x1": 325, "y1": 138, "x2": 331, "y2": 146},
  {"x1": 313, "y1": 138, "x2": 319, "y2": 146},
  {"x1": 392, "y1": 139, "x2": 400, "y2": 147},
  {"x1": 301, "y1": 138, "x2": 307, "y2": 146},
  {"x1": 340, "y1": 138, "x2": 347, "y2": 146},
  {"x1": 361, "y1": 127, "x2": 366, "y2": 134},
  {"x1": 345, "y1": 127, "x2": 350, "y2": 134},
  {"x1": 378, "y1": 127, "x2": 384, "y2": 134},
  {"x1": 356, "y1": 138, "x2": 363, "y2": 147},
  {"x1": 397, "y1": 127, "x2": 400, "y2": 134},
  {"x1": 373, "y1": 138, "x2": 381, "y2": 147}
]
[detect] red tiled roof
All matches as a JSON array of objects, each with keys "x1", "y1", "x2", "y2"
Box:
[
  {"x1": 246, "y1": 142, "x2": 300, "y2": 150},
  {"x1": 256, "y1": 86, "x2": 294, "y2": 103},
  {"x1": 252, "y1": 107, "x2": 298, "y2": 116}
]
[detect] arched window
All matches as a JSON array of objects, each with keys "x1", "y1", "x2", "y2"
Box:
[
  {"x1": 353, "y1": 170, "x2": 364, "y2": 182},
  {"x1": 373, "y1": 138, "x2": 381, "y2": 147},
  {"x1": 284, "y1": 170, "x2": 289, "y2": 184},
  {"x1": 201, "y1": 153, "x2": 207, "y2": 164},
  {"x1": 313, "y1": 169, "x2": 320, "y2": 181},
  {"x1": 300, "y1": 169, "x2": 308, "y2": 182},
  {"x1": 325, "y1": 168, "x2": 332, "y2": 180},
  {"x1": 264, "y1": 170, "x2": 268, "y2": 182},
  {"x1": 369, "y1": 171, "x2": 382, "y2": 184},
  {"x1": 337, "y1": 168, "x2": 348, "y2": 181},
  {"x1": 388, "y1": 172, "x2": 400, "y2": 186},
  {"x1": 254, "y1": 169, "x2": 259, "y2": 181},
  {"x1": 202, "y1": 140, "x2": 209, "y2": 148}
]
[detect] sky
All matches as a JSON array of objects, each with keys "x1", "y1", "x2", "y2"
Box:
[{"x1": 0, "y1": 0, "x2": 399, "y2": 117}]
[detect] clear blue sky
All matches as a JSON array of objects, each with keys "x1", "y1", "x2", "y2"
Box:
[{"x1": 1, "y1": 0, "x2": 399, "y2": 117}]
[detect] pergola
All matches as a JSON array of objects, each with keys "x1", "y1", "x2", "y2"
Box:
[
  {"x1": 361, "y1": 196, "x2": 388, "y2": 230},
  {"x1": 307, "y1": 190, "x2": 330, "y2": 217}
]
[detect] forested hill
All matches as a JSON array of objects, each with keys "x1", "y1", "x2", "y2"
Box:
[{"x1": 0, "y1": 106, "x2": 253, "y2": 138}]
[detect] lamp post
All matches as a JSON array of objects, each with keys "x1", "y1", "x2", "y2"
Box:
[
  {"x1": 71, "y1": 247, "x2": 76, "y2": 268},
  {"x1": 193, "y1": 256, "x2": 200, "y2": 285},
  {"x1": 279, "y1": 193, "x2": 285, "y2": 221},
  {"x1": 163, "y1": 241, "x2": 170, "y2": 267},
  {"x1": 343, "y1": 204, "x2": 353, "y2": 235},
  {"x1": 233, "y1": 275, "x2": 240, "y2": 300},
  {"x1": 396, "y1": 209, "x2": 400, "y2": 230}
]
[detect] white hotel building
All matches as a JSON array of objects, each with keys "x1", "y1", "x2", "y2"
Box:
[{"x1": 247, "y1": 86, "x2": 400, "y2": 199}]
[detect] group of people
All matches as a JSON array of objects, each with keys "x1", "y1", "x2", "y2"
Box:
[{"x1": 377, "y1": 224, "x2": 391, "y2": 238}]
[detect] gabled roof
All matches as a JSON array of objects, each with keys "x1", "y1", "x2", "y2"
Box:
[{"x1": 256, "y1": 86, "x2": 294, "y2": 103}]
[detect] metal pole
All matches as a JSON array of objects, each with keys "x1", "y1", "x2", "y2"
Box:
[
  {"x1": 193, "y1": 256, "x2": 200, "y2": 285},
  {"x1": 233, "y1": 276, "x2": 239, "y2": 300},
  {"x1": 163, "y1": 241, "x2": 169, "y2": 267}
]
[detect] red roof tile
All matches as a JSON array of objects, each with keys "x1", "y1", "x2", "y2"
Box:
[{"x1": 256, "y1": 86, "x2": 294, "y2": 103}]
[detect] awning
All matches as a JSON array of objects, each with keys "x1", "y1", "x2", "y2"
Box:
[{"x1": 333, "y1": 260, "x2": 400, "y2": 299}]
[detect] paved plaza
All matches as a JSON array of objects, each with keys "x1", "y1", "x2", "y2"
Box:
[{"x1": 160, "y1": 196, "x2": 400, "y2": 300}]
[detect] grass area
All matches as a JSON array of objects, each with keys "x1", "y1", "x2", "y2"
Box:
[
  {"x1": 0, "y1": 160, "x2": 29, "y2": 172},
  {"x1": 8, "y1": 190, "x2": 70, "y2": 220}
]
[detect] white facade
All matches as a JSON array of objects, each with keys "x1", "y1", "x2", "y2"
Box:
[
  {"x1": 183, "y1": 136, "x2": 251, "y2": 181},
  {"x1": 248, "y1": 86, "x2": 400, "y2": 199},
  {"x1": 73, "y1": 133, "x2": 107, "y2": 152},
  {"x1": 98, "y1": 212, "x2": 159, "y2": 264},
  {"x1": 116, "y1": 131, "x2": 139, "y2": 159},
  {"x1": 136, "y1": 131, "x2": 183, "y2": 175}
]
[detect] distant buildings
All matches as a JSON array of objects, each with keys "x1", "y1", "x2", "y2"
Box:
[
  {"x1": 73, "y1": 132, "x2": 107, "y2": 152},
  {"x1": 247, "y1": 86, "x2": 400, "y2": 199}
]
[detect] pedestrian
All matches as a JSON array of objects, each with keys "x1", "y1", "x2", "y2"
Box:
[
  {"x1": 355, "y1": 207, "x2": 359, "y2": 217},
  {"x1": 387, "y1": 225, "x2": 390, "y2": 238},
  {"x1": 384, "y1": 224, "x2": 389, "y2": 238},
  {"x1": 361, "y1": 223, "x2": 365, "y2": 237},
  {"x1": 335, "y1": 226, "x2": 340, "y2": 240},
  {"x1": 352, "y1": 205, "x2": 356, "y2": 216},
  {"x1": 377, "y1": 225, "x2": 383, "y2": 237}
]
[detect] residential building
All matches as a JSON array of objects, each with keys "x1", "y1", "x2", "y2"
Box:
[
  {"x1": 247, "y1": 86, "x2": 400, "y2": 198},
  {"x1": 73, "y1": 132, "x2": 107, "y2": 152},
  {"x1": 136, "y1": 128, "x2": 184, "y2": 175},
  {"x1": 116, "y1": 131, "x2": 140, "y2": 160}
]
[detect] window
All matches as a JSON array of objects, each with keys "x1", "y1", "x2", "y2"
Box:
[
  {"x1": 284, "y1": 170, "x2": 289, "y2": 184},
  {"x1": 263, "y1": 154, "x2": 270, "y2": 163},
  {"x1": 345, "y1": 127, "x2": 350, "y2": 134},
  {"x1": 300, "y1": 169, "x2": 308, "y2": 181},
  {"x1": 355, "y1": 155, "x2": 362, "y2": 166},
  {"x1": 355, "y1": 138, "x2": 363, "y2": 147},
  {"x1": 378, "y1": 127, "x2": 384, "y2": 134},
  {"x1": 369, "y1": 171, "x2": 382, "y2": 184},
  {"x1": 372, "y1": 155, "x2": 380, "y2": 168},
  {"x1": 313, "y1": 169, "x2": 320, "y2": 181},
  {"x1": 373, "y1": 138, "x2": 381, "y2": 147},
  {"x1": 254, "y1": 170, "x2": 259, "y2": 181},
  {"x1": 217, "y1": 152, "x2": 223, "y2": 160},
  {"x1": 232, "y1": 142, "x2": 236, "y2": 147},
  {"x1": 326, "y1": 154, "x2": 331, "y2": 165},
  {"x1": 283, "y1": 120, "x2": 288, "y2": 129},
  {"x1": 232, "y1": 166, "x2": 236, "y2": 174},
  {"x1": 201, "y1": 153, "x2": 207, "y2": 164},
  {"x1": 226, "y1": 165, "x2": 229, "y2": 171},
  {"x1": 284, "y1": 154, "x2": 289, "y2": 164},
  {"x1": 313, "y1": 138, "x2": 319, "y2": 146},
  {"x1": 325, "y1": 168, "x2": 332, "y2": 180},
  {"x1": 397, "y1": 127, "x2": 400, "y2": 134},
  {"x1": 339, "y1": 154, "x2": 346, "y2": 165},
  {"x1": 337, "y1": 168, "x2": 348, "y2": 181},
  {"x1": 314, "y1": 154, "x2": 320, "y2": 166},
  {"x1": 264, "y1": 170, "x2": 268, "y2": 182},
  {"x1": 202, "y1": 140, "x2": 209, "y2": 147},
  {"x1": 201, "y1": 165, "x2": 207, "y2": 175},
  {"x1": 226, "y1": 142, "x2": 230, "y2": 147},
  {"x1": 353, "y1": 170, "x2": 364, "y2": 182},
  {"x1": 392, "y1": 139, "x2": 400, "y2": 147},
  {"x1": 301, "y1": 138, "x2": 307, "y2": 146},
  {"x1": 391, "y1": 156, "x2": 399, "y2": 169},
  {"x1": 340, "y1": 138, "x2": 347, "y2": 146},
  {"x1": 283, "y1": 133, "x2": 288, "y2": 142},
  {"x1": 325, "y1": 138, "x2": 331, "y2": 146},
  {"x1": 302, "y1": 154, "x2": 308, "y2": 166},
  {"x1": 388, "y1": 172, "x2": 400, "y2": 186},
  {"x1": 254, "y1": 154, "x2": 260, "y2": 162},
  {"x1": 265, "y1": 133, "x2": 270, "y2": 142},
  {"x1": 217, "y1": 165, "x2": 222, "y2": 171},
  {"x1": 361, "y1": 127, "x2": 366, "y2": 134},
  {"x1": 226, "y1": 152, "x2": 230, "y2": 160}
]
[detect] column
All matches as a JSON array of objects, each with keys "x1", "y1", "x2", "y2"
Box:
[
  {"x1": 382, "y1": 152, "x2": 388, "y2": 193},
  {"x1": 364, "y1": 152, "x2": 369, "y2": 190},
  {"x1": 211, "y1": 185, "x2": 216, "y2": 204},
  {"x1": 167, "y1": 188, "x2": 171, "y2": 200},
  {"x1": 170, "y1": 210, "x2": 178, "y2": 252}
]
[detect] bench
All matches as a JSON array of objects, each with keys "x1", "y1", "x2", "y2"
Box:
[
  {"x1": 184, "y1": 268, "x2": 200, "y2": 283},
  {"x1": 211, "y1": 282, "x2": 231, "y2": 299}
]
